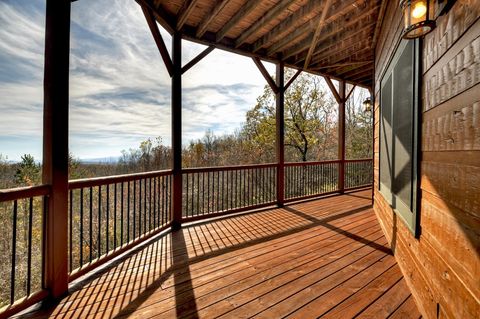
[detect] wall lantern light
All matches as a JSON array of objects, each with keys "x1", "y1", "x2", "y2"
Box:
[
  {"x1": 363, "y1": 97, "x2": 372, "y2": 112},
  {"x1": 400, "y1": 0, "x2": 456, "y2": 39},
  {"x1": 400, "y1": 0, "x2": 436, "y2": 38}
]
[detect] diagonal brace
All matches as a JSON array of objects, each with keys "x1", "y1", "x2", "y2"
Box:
[
  {"x1": 141, "y1": 5, "x2": 174, "y2": 77},
  {"x1": 285, "y1": 70, "x2": 302, "y2": 91},
  {"x1": 324, "y1": 76, "x2": 341, "y2": 103},
  {"x1": 252, "y1": 57, "x2": 279, "y2": 94},
  {"x1": 182, "y1": 46, "x2": 215, "y2": 74}
]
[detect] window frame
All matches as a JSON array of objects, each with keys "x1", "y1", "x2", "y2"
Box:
[{"x1": 379, "y1": 38, "x2": 422, "y2": 237}]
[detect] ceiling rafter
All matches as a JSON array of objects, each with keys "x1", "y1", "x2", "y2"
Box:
[
  {"x1": 216, "y1": 0, "x2": 261, "y2": 42},
  {"x1": 316, "y1": 60, "x2": 373, "y2": 70},
  {"x1": 348, "y1": 66, "x2": 373, "y2": 81},
  {"x1": 306, "y1": 23, "x2": 376, "y2": 65},
  {"x1": 235, "y1": 0, "x2": 293, "y2": 48},
  {"x1": 196, "y1": 0, "x2": 233, "y2": 37},
  {"x1": 371, "y1": 0, "x2": 388, "y2": 50},
  {"x1": 267, "y1": 0, "x2": 366, "y2": 56},
  {"x1": 304, "y1": 0, "x2": 333, "y2": 69},
  {"x1": 252, "y1": 0, "x2": 323, "y2": 53},
  {"x1": 283, "y1": 3, "x2": 378, "y2": 61},
  {"x1": 147, "y1": 0, "x2": 381, "y2": 88},
  {"x1": 177, "y1": 0, "x2": 201, "y2": 30},
  {"x1": 313, "y1": 41, "x2": 373, "y2": 68}
]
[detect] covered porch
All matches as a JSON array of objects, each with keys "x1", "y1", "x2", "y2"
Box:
[
  {"x1": 15, "y1": 190, "x2": 420, "y2": 319},
  {"x1": 5, "y1": 0, "x2": 477, "y2": 317}
]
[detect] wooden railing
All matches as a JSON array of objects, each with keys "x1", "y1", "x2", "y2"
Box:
[
  {"x1": 182, "y1": 164, "x2": 277, "y2": 221},
  {"x1": 0, "y1": 185, "x2": 50, "y2": 314},
  {"x1": 0, "y1": 159, "x2": 373, "y2": 316},
  {"x1": 285, "y1": 160, "x2": 341, "y2": 201},
  {"x1": 67, "y1": 170, "x2": 172, "y2": 279},
  {"x1": 345, "y1": 159, "x2": 374, "y2": 189}
]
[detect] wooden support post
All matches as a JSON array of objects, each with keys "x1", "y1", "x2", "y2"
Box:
[
  {"x1": 171, "y1": 32, "x2": 183, "y2": 230},
  {"x1": 276, "y1": 62, "x2": 285, "y2": 207},
  {"x1": 42, "y1": 0, "x2": 71, "y2": 299},
  {"x1": 338, "y1": 80, "x2": 346, "y2": 193}
]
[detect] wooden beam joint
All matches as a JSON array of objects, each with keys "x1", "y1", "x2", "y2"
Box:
[{"x1": 252, "y1": 57, "x2": 279, "y2": 94}]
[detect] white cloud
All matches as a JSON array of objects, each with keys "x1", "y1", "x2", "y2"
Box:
[{"x1": 0, "y1": 0, "x2": 277, "y2": 161}]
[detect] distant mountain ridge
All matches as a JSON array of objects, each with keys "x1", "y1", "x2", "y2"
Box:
[{"x1": 79, "y1": 156, "x2": 119, "y2": 164}]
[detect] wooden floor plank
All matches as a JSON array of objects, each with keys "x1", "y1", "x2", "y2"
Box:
[
  {"x1": 389, "y1": 295, "x2": 423, "y2": 319},
  {"x1": 17, "y1": 189, "x2": 421, "y2": 319},
  {"x1": 355, "y1": 276, "x2": 413, "y2": 318},
  {"x1": 121, "y1": 228, "x2": 386, "y2": 318}
]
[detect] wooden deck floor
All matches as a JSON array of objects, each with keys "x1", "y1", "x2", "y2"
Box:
[{"x1": 19, "y1": 189, "x2": 421, "y2": 319}]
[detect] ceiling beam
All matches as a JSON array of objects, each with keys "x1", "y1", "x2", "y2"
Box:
[
  {"x1": 371, "y1": 0, "x2": 388, "y2": 50},
  {"x1": 341, "y1": 65, "x2": 374, "y2": 81},
  {"x1": 283, "y1": 4, "x2": 377, "y2": 61},
  {"x1": 177, "y1": 0, "x2": 201, "y2": 30},
  {"x1": 216, "y1": 0, "x2": 260, "y2": 42},
  {"x1": 268, "y1": 0, "x2": 367, "y2": 57},
  {"x1": 313, "y1": 44, "x2": 373, "y2": 69},
  {"x1": 252, "y1": 0, "x2": 322, "y2": 53},
  {"x1": 304, "y1": 0, "x2": 333, "y2": 69},
  {"x1": 196, "y1": 0, "x2": 233, "y2": 37},
  {"x1": 263, "y1": 0, "x2": 365, "y2": 56},
  {"x1": 235, "y1": 0, "x2": 293, "y2": 48},
  {"x1": 316, "y1": 60, "x2": 373, "y2": 70},
  {"x1": 306, "y1": 24, "x2": 376, "y2": 65}
]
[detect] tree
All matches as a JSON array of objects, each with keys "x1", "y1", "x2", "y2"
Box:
[
  {"x1": 14, "y1": 154, "x2": 41, "y2": 186},
  {"x1": 345, "y1": 88, "x2": 373, "y2": 159},
  {"x1": 244, "y1": 70, "x2": 338, "y2": 162}
]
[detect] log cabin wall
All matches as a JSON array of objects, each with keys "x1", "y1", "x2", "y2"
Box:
[{"x1": 373, "y1": 1, "x2": 480, "y2": 318}]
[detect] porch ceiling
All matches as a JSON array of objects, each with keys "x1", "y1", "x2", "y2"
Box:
[{"x1": 138, "y1": 0, "x2": 386, "y2": 88}]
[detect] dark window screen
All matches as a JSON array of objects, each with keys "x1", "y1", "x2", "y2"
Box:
[
  {"x1": 379, "y1": 39, "x2": 419, "y2": 235},
  {"x1": 380, "y1": 74, "x2": 392, "y2": 191},
  {"x1": 392, "y1": 41, "x2": 414, "y2": 210}
]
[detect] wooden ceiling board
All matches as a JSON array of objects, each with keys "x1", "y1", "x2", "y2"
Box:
[{"x1": 144, "y1": 0, "x2": 385, "y2": 87}]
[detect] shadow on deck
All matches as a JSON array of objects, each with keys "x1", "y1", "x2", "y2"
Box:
[{"x1": 17, "y1": 189, "x2": 421, "y2": 319}]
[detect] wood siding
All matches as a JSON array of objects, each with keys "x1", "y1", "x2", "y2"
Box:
[{"x1": 373, "y1": 1, "x2": 480, "y2": 318}]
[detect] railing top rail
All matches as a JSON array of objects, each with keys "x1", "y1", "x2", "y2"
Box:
[
  {"x1": 345, "y1": 158, "x2": 374, "y2": 163},
  {"x1": 69, "y1": 169, "x2": 173, "y2": 189},
  {"x1": 284, "y1": 160, "x2": 341, "y2": 167},
  {"x1": 0, "y1": 184, "x2": 51, "y2": 202},
  {"x1": 182, "y1": 163, "x2": 277, "y2": 173}
]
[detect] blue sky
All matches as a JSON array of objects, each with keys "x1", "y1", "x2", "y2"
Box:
[{"x1": 0, "y1": 0, "x2": 275, "y2": 161}]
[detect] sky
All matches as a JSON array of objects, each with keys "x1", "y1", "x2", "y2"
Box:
[{"x1": 0, "y1": 0, "x2": 276, "y2": 161}]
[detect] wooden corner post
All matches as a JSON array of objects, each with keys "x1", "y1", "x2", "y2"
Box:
[
  {"x1": 276, "y1": 62, "x2": 285, "y2": 207},
  {"x1": 338, "y1": 80, "x2": 346, "y2": 193},
  {"x1": 171, "y1": 31, "x2": 183, "y2": 229},
  {"x1": 42, "y1": 0, "x2": 71, "y2": 299}
]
